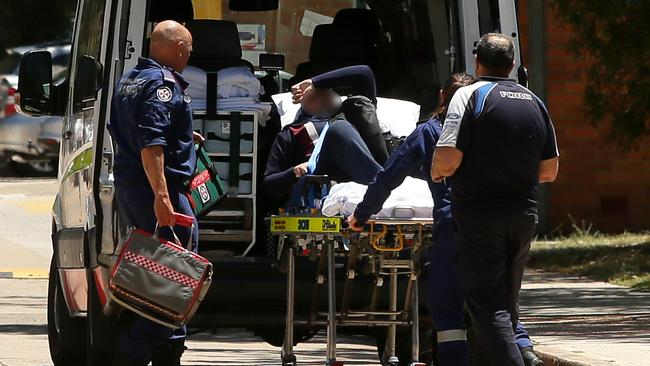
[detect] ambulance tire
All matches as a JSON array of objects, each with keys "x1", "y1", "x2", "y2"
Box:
[
  {"x1": 86, "y1": 270, "x2": 121, "y2": 366},
  {"x1": 47, "y1": 256, "x2": 87, "y2": 365}
]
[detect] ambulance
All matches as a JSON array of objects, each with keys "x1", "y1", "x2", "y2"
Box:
[{"x1": 17, "y1": 0, "x2": 526, "y2": 364}]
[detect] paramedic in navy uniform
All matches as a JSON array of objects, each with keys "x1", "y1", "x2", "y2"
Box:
[
  {"x1": 108, "y1": 20, "x2": 201, "y2": 366},
  {"x1": 349, "y1": 73, "x2": 543, "y2": 366},
  {"x1": 432, "y1": 33, "x2": 559, "y2": 366}
]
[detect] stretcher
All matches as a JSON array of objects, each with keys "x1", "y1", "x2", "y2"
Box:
[{"x1": 268, "y1": 177, "x2": 433, "y2": 366}]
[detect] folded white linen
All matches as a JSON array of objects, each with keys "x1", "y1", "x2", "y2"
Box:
[
  {"x1": 182, "y1": 65, "x2": 263, "y2": 99},
  {"x1": 321, "y1": 177, "x2": 434, "y2": 218}
]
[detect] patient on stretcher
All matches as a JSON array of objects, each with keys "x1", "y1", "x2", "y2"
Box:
[{"x1": 263, "y1": 66, "x2": 388, "y2": 208}]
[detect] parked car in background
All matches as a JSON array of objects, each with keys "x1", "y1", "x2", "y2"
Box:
[
  {"x1": 0, "y1": 43, "x2": 69, "y2": 175},
  {"x1": 0, "y1": 113, "x2": 62, "y2": 175}
]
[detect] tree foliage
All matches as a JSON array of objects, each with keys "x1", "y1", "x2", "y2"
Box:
[
  {"x1": 0, "y1": 0, "x2": 76, "y2": 48},
  {"x1": 551, "y1": 0, "x2": 650, "y2": 147}
]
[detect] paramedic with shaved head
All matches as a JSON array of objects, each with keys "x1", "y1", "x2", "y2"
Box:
[
  {"x1": 108, "y1": 20, "x2": 201, "y2": 366},
  {"x1": 432, "y1": 33, "x2": 559, "y2": 366}
]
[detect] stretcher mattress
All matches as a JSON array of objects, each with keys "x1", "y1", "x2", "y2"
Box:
[
  {"x1": 321, "y1": 177, "x2": 434, "y2": 219},
  {"x1": 272, "y1": 93, "x2": 421, "y2": 138}
]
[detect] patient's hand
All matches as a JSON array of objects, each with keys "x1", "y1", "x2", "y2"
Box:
[
  {"x1": 291, "y1": 79, "x2": 313, "y2": 104},
  {"x1": 293, "y1": 162, "x2": 309, "y2": 177},
  {"x1": 348, "y1": 215, "x2": 364, "y2": 232}
]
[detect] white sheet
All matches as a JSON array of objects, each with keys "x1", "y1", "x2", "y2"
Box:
[
  {"x1": 321, "y1": 177, "x2": 434, "y2": 219},
  {"x1": 183, "y1": 65, "x2": 263, "y2": 99},
  {"x1": 272, "y1": 92, "x2": 420, "y2": 138}
]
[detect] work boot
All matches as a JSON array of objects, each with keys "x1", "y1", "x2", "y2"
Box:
[
  {"x1": 521, "y1": 347, "x2": 544, "y2": 366},
  {"x1": 110, "y1": 354, "x2": 149, "y2": 366},
  {"x1": 151, "y1": 339, "x2": 187, "y2": 366}
]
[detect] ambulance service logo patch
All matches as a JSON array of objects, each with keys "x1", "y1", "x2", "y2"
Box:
[
  {"x1": 198, "y1": 183, "x2": 210, "y2": 204},
  {"x1": 156, "y1": 86, "x2": 173, "y2": 102}
]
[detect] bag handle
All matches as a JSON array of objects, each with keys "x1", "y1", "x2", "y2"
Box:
[
  {"x1": 174, "y1": 213, "x2": 194, "y2": 228},
  {"x1": 153, "y1": 213, "x2": 195, "y2": 248}
]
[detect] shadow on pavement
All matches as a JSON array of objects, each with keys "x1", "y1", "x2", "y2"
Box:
[
  {"x1": 0, "y1": 324, "x2": 47, "y2": 335},
  {"x1": 184, "y1": 331, "x2": 381, "y2": 366},
  {"x1": 520, "y1": 271, "x2": 650, "y2": 343}
]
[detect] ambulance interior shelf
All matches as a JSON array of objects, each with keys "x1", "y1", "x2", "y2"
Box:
[{"x1": 187, "y1": 68, "x2": 260, "y2": 255}]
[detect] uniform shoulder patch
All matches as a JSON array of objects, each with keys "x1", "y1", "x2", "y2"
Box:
[{"x1": 156, "y1": 86, "x2": 173, "y2": 102}]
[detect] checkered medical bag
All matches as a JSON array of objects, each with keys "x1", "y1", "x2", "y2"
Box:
[
  {"x1": 187, "y1": 143, "x2": 226, "y2": 217},
  {"x1": 109, "y1": 213, "x2": 213, "y2": 328}
]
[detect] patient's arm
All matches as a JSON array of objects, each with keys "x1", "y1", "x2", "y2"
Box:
[
  {"x1": 311, "y1": 65, "x2": 377, "y2": 104},
  {"x1": 263, "y1": 131, "x2": 300, "y2": 198}
]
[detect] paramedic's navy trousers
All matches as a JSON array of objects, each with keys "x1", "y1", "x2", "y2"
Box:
[
  {"x1": 453, "y1": 204, "x2": 537, "y2": 366},
  {"x1": 427, "y1": 209, "x2": 470, "y2": 366},
  {"x1": 115, "y1": 183, "x2": 198, "y2": 362},
  {"x1": 428, "y1": 208, "x2": 534, "y2": 366}
]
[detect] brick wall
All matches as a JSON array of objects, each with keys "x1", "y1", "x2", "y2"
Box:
[{"x1": 519, "y1": 1, "x2": 650, "y2": 232}]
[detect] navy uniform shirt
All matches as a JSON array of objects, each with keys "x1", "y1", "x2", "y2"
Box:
[
  {"x1": 354, "y1": 117, "x2": 451, "y2": 224},
  {"x1": 109, "y1": 57, "x2": 196, "y2": 187},
  {"x1": 436, "y1": 77, "x2": 559, "y2": 211}
]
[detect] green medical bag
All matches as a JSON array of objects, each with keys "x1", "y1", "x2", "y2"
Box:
[{"x1": 187, "y1": 143, "x2": 226, "y2": 217}]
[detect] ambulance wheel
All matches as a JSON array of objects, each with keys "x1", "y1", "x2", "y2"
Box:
[
  {"x1": 47, "y1": 256, "x2": 86, "y2": 365},
  {"x1": 85, "y1": 269, "x2": 120, "y2": 366}
]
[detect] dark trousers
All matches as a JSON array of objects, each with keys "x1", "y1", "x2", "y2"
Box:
[
  {"x1": 452, "y1": 205, "x2": 537, "y2": 366},
  {"x1": 427, "y1": 213, "x2": 469, "y2": 366},
  {"x1": 115, "y1": 183, "x2": 198, "y2": 362},
  {"x1": 427, "y1": 209, "x2": 534, "y2": 366},
  {"x1": 288, "y1": 120, "x2": 381, "y2": 209},
  {"x1": 315, "y1": 119, "x2": 382, "y2": 184}
]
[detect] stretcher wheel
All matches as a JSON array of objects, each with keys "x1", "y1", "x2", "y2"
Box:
[
  {"x1": 386, "y1": 356, "x2": 400, "y2": 366},
  {"x1": 281, "y1": 353, "x2": 297, "y2": 366},
  {"x1": 376, "y1": 328, "x2": 434, "y2": 366}
]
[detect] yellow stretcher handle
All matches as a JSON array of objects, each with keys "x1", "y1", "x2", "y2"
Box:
[{"x1": 369, "y1": 222, "x2": 404, "y2": 252}]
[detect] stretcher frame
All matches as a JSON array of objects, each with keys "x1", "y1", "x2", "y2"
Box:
[{"x1": 269, "y1": 214, "x2": 432, "y2": 366}]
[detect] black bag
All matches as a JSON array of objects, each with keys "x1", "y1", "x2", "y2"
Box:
[{"x1": 340, "y1": 96, "x2": 389, "y2": 165}]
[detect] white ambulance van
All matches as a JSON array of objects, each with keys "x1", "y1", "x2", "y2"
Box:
[{"x1": 17, "y1": 0, "x2": 525, "y2": 364}]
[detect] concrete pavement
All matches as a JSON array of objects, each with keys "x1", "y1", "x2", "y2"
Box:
[
  {"x1": 0, "y1": 279, "x2": 379, "y2": 366},
  {"x1": 4, "y1": 270, "x2": 648, "y2": 366},
  {"x1": 520, "y1": 270, "x2": 650, "y2": 366},
  {"x1": 0, "y1": 178, "x2": 648, "y2": 365},
  {"x1": 0, "y1": 178, "x2": 56, "y2": 277}
]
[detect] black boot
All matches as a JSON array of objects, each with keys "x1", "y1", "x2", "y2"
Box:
[
  {"x1": 521, "y1": 347, "x2": 544, "y2": 366},
  {"x1": 110, "y1": 354, "x2": 149, "y2": 366},
  {"x1": 151, "y1": 339, "x2": 187, "y2": 366}
]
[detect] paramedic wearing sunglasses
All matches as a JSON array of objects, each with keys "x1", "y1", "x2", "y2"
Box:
[
  {"x1": 348, "y1": 73, "x2": 544, "y2": 366},
  {"x1": 108, "y1": 20, "x2": 203, "y2": 366},
  {"x1": 264, "y1": 65, "x2": 385, "y2": 204},
  {"x1": 432, "y1": 34, "x2": 559, "y2": 366}
]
